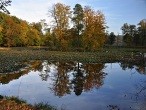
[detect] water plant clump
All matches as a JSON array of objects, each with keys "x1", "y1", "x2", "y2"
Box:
[{"x1": 0, "y1": 47, "x2": 145, "y2": 73}]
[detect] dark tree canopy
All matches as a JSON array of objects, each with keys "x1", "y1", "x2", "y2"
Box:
[
  {"x1": 121, "y1": 20, "x2": 146, "y2": 46},
  {"x1": 109, "y1": 32, "x2": 116, "y2": 45},
  {"x1": 0, "y1": 0, "x2": 11, "y2": 14}
]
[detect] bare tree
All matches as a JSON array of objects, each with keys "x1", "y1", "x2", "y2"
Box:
[{"x1": 0, "y1": 0, "x2": 11, "y2": 14}]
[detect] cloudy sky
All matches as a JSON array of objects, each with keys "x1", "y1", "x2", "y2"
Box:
[{"x1": 7, "y1": 0, "x2": 146, "y2": 34}]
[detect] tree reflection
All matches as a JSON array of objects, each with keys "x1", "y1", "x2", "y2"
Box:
[
  {"x1": 83, "y1": 63, "x2": 106, "y2": 91},
  {"x1": 135, "y1": 66, "x2": 146, "y2": 74},
  {"x1": 72, "y1": 63, "x2": 84, "y2": 96},
  {"x1": 45, "y1": 61, "x2": 106, "y2": 97},
  {"x1": 107, "y1": 105, "x2": 120, "y2": 110},
  {"x1": 120, "y1": 61, "x2": 146, "y2": 74},
  {"x1": 120, "y1": 62, "x2": 134, "y2": 70},
  {"x1": 51, "y1": 62, "x2": 73, "y2": 97},
  {"x1": 0, "y1": 61, "x2": 41, "y2": 84},
  {"x1": 39, "y1": 60, "x2": 50, "y2": 81}
]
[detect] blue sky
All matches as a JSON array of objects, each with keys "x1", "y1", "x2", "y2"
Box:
[{"x1": 7, "y1": 0, "x2": 146, "y2": 34}]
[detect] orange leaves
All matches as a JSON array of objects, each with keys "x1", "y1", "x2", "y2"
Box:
[
  {"x1": 83, "y1": 7, "x2": 106, "y2": 51},
  {"x1": 0, "y1": 98, "x2": 34, "y2": 110}
]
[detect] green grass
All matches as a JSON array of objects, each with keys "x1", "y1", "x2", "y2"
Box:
[{"x1": 0, "y1": 47, "x2": 145, "y2": 73}]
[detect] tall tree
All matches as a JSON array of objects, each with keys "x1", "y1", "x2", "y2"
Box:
[
  {"x1": 0, "y1": 0, "x2": 11, "y2": 14},
  {"x1": 32, "y1": 22, "x2": 43, "y2": 35},
  {"x1": 133, "y1": 33, "x2": 140, "y2": 46},
  {"x1": 123, "y1": 33, "x2": 133, "y2": 46},
  {"x1": 72, "y1": 4, "x2": 84, "y2": 48},
  {"x1": 129, "y1": 25, "x2": 136, "y2": 37},
  {"x1": 138, "y1": 19, "x2": 146, "y2": 46},
  {"x1": 121, "y1": 23, "x2": 129, "y2": 35},
  {"x1": 121, "y1": 23, "x2": 136, "y2": 46},
  {"x1": 108, "y1": 32, "x2": 116, "y2": 45},
  {"x1": 121, "y1": 23, "x2": 136, "y2": 37},
  {"x1": 49, "y1": 3, "x2": 71, "y2": 50},
  {"x1": 83, "y1": 6, "x2": 106, "y2": 51}
]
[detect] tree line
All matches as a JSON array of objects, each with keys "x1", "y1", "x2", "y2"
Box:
[
  {"x1": 0, "y1": 12, "x2": 43, "y2": 47},
  {"x1": 44, "y1": 3, "x2": 106, "y2": 51},
  {"x1": 121, "y1": 20, "x2": 146, "y2": 46},
  {"x1": 106, "y1": 19, "x2": 146, "y2": 47},
  {"x1": 0, "y1": 1, "x2": 146, "y2": 50},
  {"x1": 0, "y1": 3, "x2": 107, "y2": 51}
]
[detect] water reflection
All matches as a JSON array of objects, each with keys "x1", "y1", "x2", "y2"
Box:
[
  {"x1": 0, "y1": 60, "x2": 146, "y2": 110},
  {"x1": 83, "y1": 63, "x2": 106, "y2": 91},
  {"x1": 0, "y1": 61, "x2": 41, "y2": 84},
  {"x1": 120, "y1": 61, "x2": 146, "y2": 74},
  {"x1": 39, "y1": 61, "x2": 106, "y2": 97},
  {"x1": 39, "y1": 60, "x2": 50, "y2": 81},
  {"x1": 72, "y1": 63, "x2": 84, "y2": 96},
  {"x1": 51, "y1": 62, "x2": 72, "y2": 97}
]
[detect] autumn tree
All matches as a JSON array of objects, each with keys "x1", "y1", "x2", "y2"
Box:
[
  {"x1": 83, "y1": 6, "x2": 106, "y2": 51},
  {"x1": 0, "y1": 0, "x2": 11, "y2": 14},
  {"x1": 19, "y1": 21, "x2": 29, "y2": 46},
  {"x1": 32, "y1": 22, "x2": 43, "y2": 35},
  {"x1": 0, "y1": 25, "x2": 3, "y2": 45},
  {"x1": 26, "y1": 27, "x2": 41, "y2": 46},
  {"x1": 2, "y1": 17, "x2": 19, "y2": 47},
  {"x1": 0, "y1": 12, "x2": 43, "y2": 47},
  {"x1": 49, "y1": 3, "x2": 71, "y2": 50}
]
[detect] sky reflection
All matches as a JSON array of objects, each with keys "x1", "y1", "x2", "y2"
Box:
[{"x1": 0, "y1": 61, "x2": 146, "y2": 110}]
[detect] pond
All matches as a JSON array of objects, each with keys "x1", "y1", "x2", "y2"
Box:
[{"x1": 0, "y1": 60, "x2": 146, "y2": 110}]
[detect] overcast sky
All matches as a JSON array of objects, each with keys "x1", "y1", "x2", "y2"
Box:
[{"x1": 7, "y1": 0, "x2": 146, "y2": 34}]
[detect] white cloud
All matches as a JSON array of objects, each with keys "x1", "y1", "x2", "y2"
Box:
[
  {"x1": 7, "y1": 0, "x2": 66, "y2": 23},
  {"x1": 5, "y1": 0, "x2": 145, "y2": 34},
  {"x1": 7, "y1": 0, "x2": 107, "y2": 23}
]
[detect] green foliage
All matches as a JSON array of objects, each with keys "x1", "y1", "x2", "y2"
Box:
[
  {"x1": 72, "y1": 4, "x2": 84, "y2": 31},
  {"x1": 72, "y1": 4, "x2": 84, "y2": 49},
  {"x1": 123, "y1": 33, "x2": 133, "y2": 46},
  {"x1": 121, "y1": 19, "x2": 146, "y2": 46},
  {"x1": 108, "y1": 32, "x2": 116, "y2": 45},
  {"x1": 138, "y1": 19, "x2": 146, "y2": 46}
]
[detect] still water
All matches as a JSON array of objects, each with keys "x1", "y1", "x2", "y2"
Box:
[{"x1": 0, "y1": 60, "x2": 146, "y2": 110}]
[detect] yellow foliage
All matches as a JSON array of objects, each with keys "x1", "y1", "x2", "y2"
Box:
[{"x1": 0, "y1": 25, "x2": 3, "y2": 32}]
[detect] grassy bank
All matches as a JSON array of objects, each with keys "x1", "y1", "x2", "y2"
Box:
[
  {"x1": 0, "y1": 47, "x2": 146, "y2": 73},
  {"x1": 0, "y1": 95, "x2": 57, "y2": 110}
]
